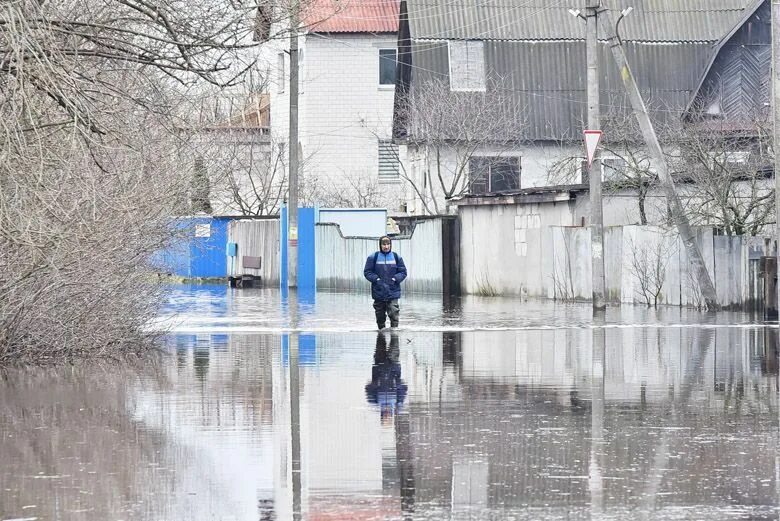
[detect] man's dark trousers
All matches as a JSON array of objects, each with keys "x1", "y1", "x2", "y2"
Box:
[{"x1": 374, "y1": 299, "x2": 399, "y2": 328}]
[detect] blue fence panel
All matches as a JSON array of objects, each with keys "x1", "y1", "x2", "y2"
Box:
[{"x1": 189, "y1": 217, "x2": 229, "y2": 278}]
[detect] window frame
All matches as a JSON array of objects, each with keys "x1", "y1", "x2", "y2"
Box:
[
  {"x1": 378, "y1": 48, "x2": 398, "y2": 87},
  {"x1": 469, "y1": 156, "x2": 521, "y2": 194}
]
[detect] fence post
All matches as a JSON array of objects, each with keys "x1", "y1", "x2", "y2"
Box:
[{"x1": 761, "y1": 256, "x2": 778, "y2": 319}]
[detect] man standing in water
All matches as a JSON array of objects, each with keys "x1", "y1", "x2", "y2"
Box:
[{"x1": 364, "y1": 235, "x2": 408, "y2": 329}]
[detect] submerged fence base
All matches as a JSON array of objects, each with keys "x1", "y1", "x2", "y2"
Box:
[{"x1": 463, "y1": 223, "x2": 775, "y2": 310}]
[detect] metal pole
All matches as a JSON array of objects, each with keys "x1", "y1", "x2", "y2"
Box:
[
  {"x1": 600, "y1": 2, "x2": 718, "y2": 309},
  {"x1": 587, "y1": 0, "x2": 606, "y2": 310},
  {"x1": 773, "y1": 0, "x2": 780, "y2": 318},
  {"x1": 288, "y1": 1, "x2": 300, "y2": 288}
]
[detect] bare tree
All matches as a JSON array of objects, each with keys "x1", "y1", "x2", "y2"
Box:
[
  {"x1": 667, "y1": 119, "x2": 774, "y2": 236},
  {"x1": 316, "y1": 171, "x2": 386, "y2": 208},
  {"x1": 197, "y1": 130, "x2": 288, "y2": 216},
  {"x1": 626, "y1": 229, "x2": 678, "y2": 307},
  {"x1": 547, "y1": 105, "x2": 662, "y2": 225},
  {"x1": 547, "y1": 102, "x2": 774, "y2": 236},
  {"x1": 397, "y1": 78, "x2": 526, "y2": 214},
  {"x1": 0, "y1": 0, "x2": 311, "y2": 364}
]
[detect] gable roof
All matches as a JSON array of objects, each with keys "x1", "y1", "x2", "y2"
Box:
[
  {"x1": 684, "y1": 0, "x2": 768, "y2": 123},
  {"x1": 407, "y1": 0, "x2": 750, "y2": 42},
  {"x1": 395, "y1": 0, "x2": 758, "y2": 142},
  {"x1": 304, "y1": 0, "x2": 400, "y2": 34}
]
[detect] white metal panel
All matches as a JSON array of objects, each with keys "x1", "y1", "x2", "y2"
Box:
[{"x1": 318, "y1": 208, "x2": 387, "y2": 238}]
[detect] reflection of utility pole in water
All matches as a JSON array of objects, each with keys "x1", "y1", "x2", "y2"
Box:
[
  {"x1": 589, "y1": 310, "x2": 606, "y2": 517},
  {"x1": 395, "y1": 411, "x2": 416, "y2": 519},
  {"x1": 289, "y1": 331, "x2": 302, "y2": 521},
  {"x1": 288, "y1": 290, "x2": 302, "y2": 521},
  {"x1": 640, "y1": 327, "x2": 714, "y2": 518},
  {"x1": 274, "y1": 289, "x2": 302, "y2": 520}
]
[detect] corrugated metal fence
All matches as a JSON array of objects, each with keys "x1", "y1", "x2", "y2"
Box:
[
  {"x1": 227, "y1": 219, "x2": 281, "y2": 286},
  {"x1": 316, "y1": 219, "x2": 444, "y2": 294}
]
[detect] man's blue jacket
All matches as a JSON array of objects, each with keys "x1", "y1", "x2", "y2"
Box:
[{"x1": 364, "y1": 250, "x2": 407, "y2": 301}]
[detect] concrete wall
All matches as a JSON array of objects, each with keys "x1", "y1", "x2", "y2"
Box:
[
  {"x1": 316, "y1": 219, "x2": 443, "y2": 294},
  {"x1": 459, "y1": 200, "x2": 579, "y2": 297},
  {"x1": 459, "y1": 199, "x2": 772, "y2": 308}
]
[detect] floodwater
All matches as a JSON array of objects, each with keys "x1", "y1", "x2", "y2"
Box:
[{"x1": 2, "y1": 286, "x2": 780, "y2": 520}]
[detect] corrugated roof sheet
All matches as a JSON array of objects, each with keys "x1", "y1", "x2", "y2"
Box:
[
  {"x1": 304, "y1": 0, "x2": 400, "y2": 33},
  {"x1": 407, "y1": 0, "x2": 752, "y2": 42},
  {"x1": 407, "y1": 40, "x2": 713, "y2": 140}
]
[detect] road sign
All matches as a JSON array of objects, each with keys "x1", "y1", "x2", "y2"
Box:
[{"x1": 584, "y1": 130, "x2": 603, "y2": 167}]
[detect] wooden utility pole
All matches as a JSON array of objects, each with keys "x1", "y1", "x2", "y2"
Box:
[
  {"x1": 288, "y1": 1, "x2": 300, "y2": 288},
  {"x1": 773, "y1": 0, "x2": 780, "y2": 317},
  {"x1": 600, "y1": 2, "x2": 718, "y2": 309},
  {"x1": 586, "y1": 0, "x2": 606, "y2": 310}
]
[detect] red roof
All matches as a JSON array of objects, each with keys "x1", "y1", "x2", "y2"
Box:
[{"x1": 303, "y1": 0, "x2": 399, "y2": 34}]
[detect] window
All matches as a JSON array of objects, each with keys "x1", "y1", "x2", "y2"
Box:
[
  {"x1": 379, "y1": 48, "x2": 397, "y2": 86},
  {"x1": 469, "y1": 157, "x2": 520, "y2": 194},
  {"x1": 601, "y1": 156, "x2": 628, "y2": 182},
  {"x1": 277, "y1": 53, "x2": 285, "y2": 93},
  {"x1": 378, "y1": 139, "x2": 400, "y2": 182},
  {"x1": 448, "y1": 40, "x2": 485, "y2": 91}
]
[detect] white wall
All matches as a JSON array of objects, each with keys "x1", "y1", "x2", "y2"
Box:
[
  {"x1": 402, "y1": 142, "x2": 583, "y2": 215},
  {"x1": 459, "y1": 200, "x2": 579, "y2": 297},
  {"x1": 266, "y1": 32, "x2": 403, "y2": 210},
  {"x1": 459, "y1": 199, "x2": 772, "y2": 308}
]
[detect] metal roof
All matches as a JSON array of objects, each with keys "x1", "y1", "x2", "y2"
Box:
[
  {"x1": 304, "y1": 0, "x2": 400, "y2": 33},
  {"x1": 406, "y1": 0, "x2": 752, "y2": 42},
  {"x1": 407, "y1": 39, "x2": 713, "y2": 140}
]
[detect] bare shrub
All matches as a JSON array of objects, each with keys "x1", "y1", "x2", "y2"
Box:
[
  {"x1": 626, "y1": 229, "x2": 679, "y2": 307},
  {"x1": 0, "y1": 0, "x2": 284, "y2": 364}
]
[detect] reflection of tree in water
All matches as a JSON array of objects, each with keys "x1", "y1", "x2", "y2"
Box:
[
  {"x1": 0, "y1": 334, "x2": 279, "y2": 519},
  {"x1": 0, "y1": 364, "x2": 180, "y2": 518},
  {"x1": 194, "y1": 342, "x2": 210, "y2": 382}
]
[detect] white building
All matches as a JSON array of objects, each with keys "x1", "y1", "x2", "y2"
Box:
[{"x1": 261, "y1": 0, "x2": 404, "y2": 211}]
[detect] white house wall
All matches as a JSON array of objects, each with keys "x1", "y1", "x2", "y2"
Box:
[
  {"x1": 266, "y1": 33, "x2": 403, "y2": 209},
  {"x1": 402, "y1": 143, "x2": 583, "y2": 215}
]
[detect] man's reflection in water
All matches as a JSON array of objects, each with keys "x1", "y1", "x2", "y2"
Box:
[
  {"x1": 365, "y1": 332, "x2": 408, "y2": 421},
  {"x1": 365, "y1": 332, "x2": 415, "y2": 518}
]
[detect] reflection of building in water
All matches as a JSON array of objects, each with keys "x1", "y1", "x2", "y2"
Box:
[{"x1": 396, "y1": 328, "x2": 780, "y2": 513}]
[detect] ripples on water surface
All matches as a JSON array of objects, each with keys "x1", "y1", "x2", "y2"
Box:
[{"x1": 1, "y1": 285, "x2": 779, "y2": 520}]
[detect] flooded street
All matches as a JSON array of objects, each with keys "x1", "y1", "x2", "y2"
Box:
[{"x1": 2, "y1": 286, "x2": 780, "y2": 520}]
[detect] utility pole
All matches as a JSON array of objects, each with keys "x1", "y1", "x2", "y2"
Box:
[
  {"x1": 586, "y1": 0, "x2": 606, "y2": 310},
  {"x1": 288, "y1": 0, "x2": 300, "y2": 288},
  {"x1": 600, "y1": 2, "x2": 718, "y2": 309},
  {"x1": 773, "y1": 0, "x2": 780, "y2": 316}
]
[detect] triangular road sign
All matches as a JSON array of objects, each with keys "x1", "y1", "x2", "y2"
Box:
[{"x1": 584, "y1": 130, "x2": 603, "y2": 167}]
